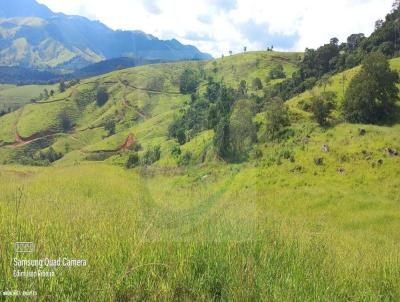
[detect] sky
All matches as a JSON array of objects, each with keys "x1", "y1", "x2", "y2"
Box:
[{"x1": 37, "y1": 0, "x2": 394, "y2": 57}]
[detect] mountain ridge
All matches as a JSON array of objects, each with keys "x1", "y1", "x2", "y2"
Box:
[{"x1": 0, "y1": 0, "x2": 212, "y2": 71}]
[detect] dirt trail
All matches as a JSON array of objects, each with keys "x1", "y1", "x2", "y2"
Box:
[
  {"x1": 13, "y1": 108, "x2": 24, "y2": 144},
  {"x1": 119, "y1": 78, "x2": 181, "y2": 95},
  {"x1": 81, "y1": 133, "x2": 136, "y2": 154},
  {"x1": 13, "y1": 130, "x2": 58, "y2": 148}
]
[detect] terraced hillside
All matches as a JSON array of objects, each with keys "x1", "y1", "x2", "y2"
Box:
[{"x1": 0, "y1": 51, "x2": 400, "y2": 301}]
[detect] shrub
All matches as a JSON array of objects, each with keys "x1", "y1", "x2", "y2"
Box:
[
  {"x1": 310, "y1": 92, "x2": 336, "y2": 126},
  {"x1": 96, "y1": 87, "x2": 109, "y2": 107},
  {"x1": 170, "y1": 144, "x2": 182, "y2": 158},
  {"x1": 104, "y1": 120, "x2": 116, "y2": 136},
  {"x1": 141, "y1": 145, "x2": 161, "y2": 166},
  {"x1": 178, "y1": 151, "x2": 192, "y2": 166},
  {"x1": 125, "y1": 152, "x2": 139, "y2": 169},
  {"x1": 38, "y1": 147, "x2": 63, "y2": 163},
  {"x1": 252, "y1": 78, "x2": 263, "y2": 90},
  {"x1": 269, "y1": 64, "x2": 286, "y2": 80}
]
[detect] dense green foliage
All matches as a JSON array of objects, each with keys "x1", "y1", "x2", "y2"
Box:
[
  {"x1": 310, "y1": 92, "x2": 337, "y2": 126},
  {"x1": 265, "y1": 99, "x2": 291, "y2": 140},
  {"x1": 104, "y1": 119, "x2": 116, "y2": 136},
  {"x1": 265, "y1": 3, "x2": 400, "y2": 102},
  {"x1": 343, "y1": 52, "x2": 399, "y2": 123},
  {"x1": 142, "y1": 145, "x2": 161, "y2": 166},
  {"x1": 179, "y1": 69, "x2": 200, "y2": 94},
  {"x1": 269, "y1": 63, "x2": 286, "y2": 80},
  {"x1": 96, "y1": 87, "x2": 109, "y2": 107},
  {"x1": 125, "y1": 152, "x2": 139, "y2": 169}
]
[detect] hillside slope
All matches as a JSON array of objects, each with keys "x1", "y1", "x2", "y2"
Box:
[{"x1": 0, "y1": 51, "x2": 400, "y2": 300}]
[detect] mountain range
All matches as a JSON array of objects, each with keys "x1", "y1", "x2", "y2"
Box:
[{"x1": 0, "y1": 0, "x2": 212, "y2": 72}]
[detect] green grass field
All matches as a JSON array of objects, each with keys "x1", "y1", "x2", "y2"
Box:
[
  {"x1": 0, "y1": 84, "x2": 57, "y2": 112},
  {"x1": 0, "y1": 51, "x2": 399, "y2": 300}
]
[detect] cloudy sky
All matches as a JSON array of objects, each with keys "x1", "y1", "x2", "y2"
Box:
[{"x1": 37, "y1": 0, "x2": 393, "y2": 57}]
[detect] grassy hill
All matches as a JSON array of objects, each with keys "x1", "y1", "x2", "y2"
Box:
[
  {"x1": 0, "y1": 51, "x2": 399, "y2": 300},
  {"x1": 0, "y1": 83, "x2": 57, "y2": 112}
]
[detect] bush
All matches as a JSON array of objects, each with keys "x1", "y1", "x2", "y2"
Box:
[
  {"x1": 269, "y1": 64, "x2": 286, "y2": 80},
  {"x1": 252, "y1": 78, "x2": 263, "y2": 90},
  {"x1": 178, "y1": 151, "x2": 192, "y2": 166},
  {"x1": 141, "y1": 145, "x2": 161, "y2": 166},
  {"x1": 96, "y1": 87, "x2": 109, "y2": 107},
  {"x1": 104, "y1": 120, "x2": 116, "y2": 136},
  {"x1": 310, "y1": 92, "x2": 336, "y2": 126},
  {"x1": 125, "y1": 152, "x2": 139, "y2": 169},
  {"x1": 38, "y1": 147, "x2": 63, "y2": 163},
  {"x1": 170, "y1": 144, "x2": 182, "y2": 158}
]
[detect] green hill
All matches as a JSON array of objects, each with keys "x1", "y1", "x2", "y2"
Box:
[
  {"x1": 0, "y1": 51, "x2": 399, "y2": 300},
  {"x1": 0, "y1": 82, "x2": 57, "y2": 112}
]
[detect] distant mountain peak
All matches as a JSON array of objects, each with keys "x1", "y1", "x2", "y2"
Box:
[
  {"x1": 0, "y1": 0, "x2": 212, "y2": 71},
  {"x1": 0, "y1": 0, "x2": 54, "y2": 19}
]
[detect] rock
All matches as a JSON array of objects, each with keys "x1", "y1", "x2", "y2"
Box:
[
  {"x1": 321, "y1": 144, "x2": 329, "y2": 153},
  {"x1": 385, "y1": 148, "x2": 399, "y2": 157},
  {"x1": 314, "y1": 157, "x2": 324, "y2": 166},
  {"x1": 290, "y1": 165, "x2": 304, "y2": 173},
  {"x1": 337, "y1": 167, "x2": 345, "y2": 174},
  {"x1": 359, "y1": 128, "x2": 366, "y2": 136}
]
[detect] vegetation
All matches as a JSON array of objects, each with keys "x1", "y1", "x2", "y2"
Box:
[
  {"x1": 125, "y1": 152, "x2": 139, "y2": 168},
  {"x1": 179, "y1": 69, "x2": 200, "y2": 94},
  {"x1": 343, "y1": 52, "x2": 399, "y2": 123},
  {"x1": 96, "y1": 86, "x2": 109, "y2": 107},
  {"x1": 1, "y1": 40, "x2": 400, "y2": 300},
  {"x1": 104, "y1": 119, "x2": 116, "y2": 136},
  {"x1": 142, "y1": 145, "x2": 161, "y2": 166},
  {"x1": 265, "y1": 98, "x2": 291, "y2": 140},
  {"x1": 269, "y1": 63, "x2": 286, "y2": 80},
  {"x1": 310, "y1": 91, "x2": 337, "y2": 126}
]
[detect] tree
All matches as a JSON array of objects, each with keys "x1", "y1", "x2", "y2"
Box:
[
  {"x1": 238, "y1": 80, "x2": 247, "y2": 97},
  {"x1": 104, "y1": 119, "x2": 116, "y2": 136},
  {"x1": 310, "y1": 91, "x2": 337, "y2": 126},
  {"x1": 229, "y1": 100, "x2": 256, "y2": 161},
  {"x1": 179, "y1": 69, "x2": 199, "y2": 94},
  {"x1": 96, "y1": 87, "x2": 109, "y2": 107},
  {"x1": 265, "y1": 98, "x2": 290, "y2": 140},
  {"x1": 269, "y1": 63, "x2": 286, "y2": 79},
  {"x1": 214, "y1": 117, "x2": 231, "y2": 160},
  {"x1": 244, "y1": 46, "x2": 247, "y2": 52},
  {"x1": 252, "y1": 78, "x2": 263, "y2": 90},
  {"x1": 318, "y1": 75, "x2": 332, "y2": 93},
  {"x1": 59, "y1": 81, "x2": 66, "y2": 93},
  {"x1": 58, "y1": 111, "x2": 73, "y2": 132},
  {"x1": 343, "y1": 52, "x2": 399, "y2": 123}
]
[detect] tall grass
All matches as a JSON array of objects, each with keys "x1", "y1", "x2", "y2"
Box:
[{"x1": 0, "y1": 163, "x2": 399, "y2": 301}]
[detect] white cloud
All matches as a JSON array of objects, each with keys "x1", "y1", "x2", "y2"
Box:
[{"x1": 37, "y1": 0, "x2": 394, "y2": 56}]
